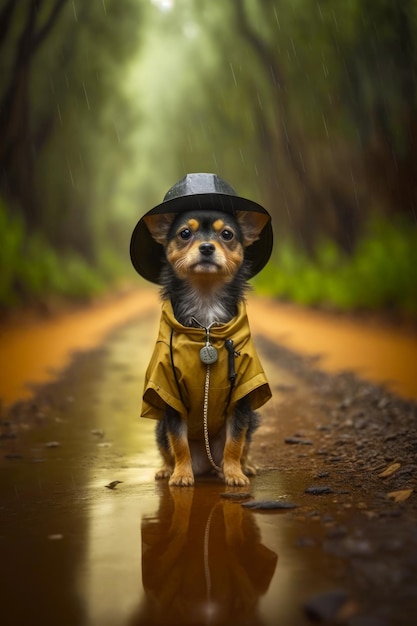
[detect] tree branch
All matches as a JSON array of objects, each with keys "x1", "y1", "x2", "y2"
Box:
[
  {"x1": 0, "y1": 0, "x2": 16, "y2": 51},
  {"x1": 232, "y1": 0, "x2": 284, "y2": 91},
  {"x1": 32, "y1": 0, "x2": 67, "y2": 53}
]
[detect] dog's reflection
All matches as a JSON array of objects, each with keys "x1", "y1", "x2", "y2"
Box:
[{"x1": 132, "y1": 483, "x2": 278, "y2": 625}]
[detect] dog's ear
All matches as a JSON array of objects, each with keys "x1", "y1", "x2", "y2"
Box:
[
  {"x1": 143, "y1": 213, "x2": 175, "y2": 246},
  {"x1": 237, "y1": 211, "x2": 270, "y2": 247}
]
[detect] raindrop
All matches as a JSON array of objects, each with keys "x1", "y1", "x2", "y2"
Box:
[
  {"x1": 322, "y1": 113, "x2": 329, "y2": 137},
  {"x1": 82, "y1": 81, "x2": 91, "y2": 110},
  {"x1": 229, "y1": 63, "x2": 237, "y2": 87},
  {"x1": 350, "y1": 169, "x2": 360, "y2": 209},
  {"x1": 273, "y1": 7, "x2": 281, "y2": 30},
  {"x1": 298, "y1": 150, "x2": 306, "y2": 173},
  {"x1": 67, "y1": 159, "x2": 75, "y2": 188},
  {"x1": 114, "y1": 123, "x2": 120, "y2": 143},
  {"x1": 186, "y1": 133, "x2": 193, "y2": 152},
  {"x1": 283, "y1": 191, "x2": 292, "y2": 224},
  {"x1": 317, "y1": 2, "x2": 324, "y2": 22},
  {"x1": 281, "y1": 117, "x2": 290, "y2": 143},
  {"x1": 332, "y1": 9, "x2": 339, "y2": 32}
]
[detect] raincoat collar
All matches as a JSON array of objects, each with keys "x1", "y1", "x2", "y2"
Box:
[{"x1": 160, "y1": 299, "x2": 249, "y2": 342}]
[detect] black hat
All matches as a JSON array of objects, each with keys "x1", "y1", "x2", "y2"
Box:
[{"x1": 130, "y1": 173, "x2": 273, "y2": 284}]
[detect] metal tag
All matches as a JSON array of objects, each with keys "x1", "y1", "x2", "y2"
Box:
[{"x1": 200, "y1": 344, "x2": 218, "y2": 364}]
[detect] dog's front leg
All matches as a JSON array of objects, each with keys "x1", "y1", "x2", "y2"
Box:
[
  {"x1": 164, "y1": 406, "x2": 194, "y2": 487},
  {"x1": 223, "y1": 399, "x2": 251, "y2": 486}
]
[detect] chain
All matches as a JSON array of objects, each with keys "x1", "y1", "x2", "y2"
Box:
[{"x1": 203, "y1": 365, "x2": 222, "y2": 473}]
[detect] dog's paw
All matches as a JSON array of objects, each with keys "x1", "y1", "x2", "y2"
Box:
[
  {"x1": 224, "y1": 469, "x2": 250, "y2": 487},
  {"x1": 169, "y1": 472, "x2": 195, "y2": 487},
  {"x1": 243, "y1": 462, "x2": 258, "y2": 476},
  {"x1": 155, "y1": 466, "x2": 173, "y2": 480}
]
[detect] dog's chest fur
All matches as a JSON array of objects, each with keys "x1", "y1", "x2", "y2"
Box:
[
  {"x1": 172, "y1": 287, "x2": 236, "y2": 327},
  {"x1": 160, "y1": 264, "x2": 249, "y2": 328}
]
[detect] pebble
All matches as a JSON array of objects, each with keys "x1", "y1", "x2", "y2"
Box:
[
  {"x1": 242, "y1": 500, "x2": 298, "y2": 510},
  {"x1": 346, "y1": 615, "x2": 389, "y2": 626},
  {"x1": 326, "y1": 525, "x2": 348, "y2": 539},
  {"x1": 305, "y1": 486, "x2": 334, "y2": 495},
  {"x1": 296, "y1": 536, "x2": 316, "y2": 547},
  {"x1": 284, "y1": 437, "x2": 313, "y2": 445},
  {"x1": 304, "y1": 588, "x2": 348, "y2": 622},
  {"x1": 220, "y1": 492, "x2": 252, "y2": 500},
  {"x1": 343, "y1": 537, "x2": 374, "y2": 556}
]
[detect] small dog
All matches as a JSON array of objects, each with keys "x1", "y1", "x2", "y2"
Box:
[{"x1": 130, "y1": 173, "x2": 272, "y2": 487}]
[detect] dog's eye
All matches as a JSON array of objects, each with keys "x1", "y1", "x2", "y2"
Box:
[
  {"x1": 221, "y1": 229, "x2": 234, "y2": 241},
  {"x1": 179, "y1": 228, "x2": 192, "y2": 240}
]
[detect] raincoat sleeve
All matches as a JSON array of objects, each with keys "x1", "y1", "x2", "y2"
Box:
[
  {"x1": 229, "y1": 336, "x2": 272, "y2": 411},
  {"x1": 141, "y1": 338, "x2": 186, "y2": 420}
]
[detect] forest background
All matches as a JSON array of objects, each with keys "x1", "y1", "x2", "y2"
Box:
[{"x1": 1, "y1": 0, "x2": 416, "y2": 319}]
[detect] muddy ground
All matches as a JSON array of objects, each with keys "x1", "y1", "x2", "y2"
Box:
[
  {"x1": 256, "y1": 336, "x2": 417, "y2": 625},
  {"x1": 1, "y1": 313, "x2": 416, "y2": 626}
]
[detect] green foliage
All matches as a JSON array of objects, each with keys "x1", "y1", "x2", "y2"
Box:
[
  {"x1": 254, "y1": 217, "x2": 417, "y2": 317},
  {"x1": 1, "y1": 0, "x2": 416, "y2": 317},
  {"x1": 0, "y1": 199, "x2": 113, "y2": 309}
]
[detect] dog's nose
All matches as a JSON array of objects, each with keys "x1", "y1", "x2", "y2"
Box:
[{"x1": 199, "y1": 242, "x2": 215, "y2": 256}]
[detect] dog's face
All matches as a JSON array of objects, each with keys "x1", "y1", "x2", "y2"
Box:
[{"x1": 144, "y1": 209, "x2": 268, "y2": 284}]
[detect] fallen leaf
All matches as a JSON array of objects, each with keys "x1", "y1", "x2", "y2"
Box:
[
  {"x1": 378, "y1": 462, "x2": 401, "y2": 478},
  {"x1": 387, "y1": 489, "x2": 413, "y2": 503}
]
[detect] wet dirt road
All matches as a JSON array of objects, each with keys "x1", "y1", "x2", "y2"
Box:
[{"x1": 1, "y1": 291, "x2": 417, "y2": 626}]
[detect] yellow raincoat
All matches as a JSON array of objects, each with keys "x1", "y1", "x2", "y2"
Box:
[{"x1": 141, "y1": 300, "x2": 271, "y2": 441}]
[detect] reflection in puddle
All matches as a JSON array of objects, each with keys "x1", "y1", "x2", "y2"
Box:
[
  {"x1": 132, "y1": 483, "x2": 277, "y2": 626},
  {"x1": 0, "y1": 312, "x2": 356, "y2": 626}
]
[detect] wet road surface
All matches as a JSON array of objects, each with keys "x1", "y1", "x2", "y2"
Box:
[
  {"x1": 1, "y1": 293, "x2": 417, "y2": 625},
  {"x1": 1, "y1": 289, "x2": 416, "y2": 409}
]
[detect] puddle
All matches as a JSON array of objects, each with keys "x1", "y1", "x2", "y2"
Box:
[
  {"x1": 1, "y1": 296, "x2": 416, "y2": 625},
  {"x1": 0, "y1": 310, "x2": 349, "y2": 626},
  {"x1": 0, "y1": 461, "x2": 346, "y2": 626},
  {"x1": 1, "y1": 290, "x2": 416, "y2": 414}
]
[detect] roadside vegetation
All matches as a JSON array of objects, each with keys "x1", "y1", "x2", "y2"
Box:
[
  {"x1": 1, "y1": 1, "x2": 416, "y2": 320},
  {"x1": 0, "y1": 199, "x2": 128, "y2": 310},
  {"x1": 254, "y1": 216, "x2": 417, "y2": 319},
  {"x1": 2, "y1": 192, "x2": 415, "y2": 321}
]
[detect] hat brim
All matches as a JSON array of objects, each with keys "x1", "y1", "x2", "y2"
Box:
[{"x1": 130, "y1": 193, "x2": 273, "y2": 284}]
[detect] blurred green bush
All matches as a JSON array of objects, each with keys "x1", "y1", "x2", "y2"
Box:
[
  {"x1": 2, "y1": 194, "x2": 416, "y2": 320},
  {"x1": 254, "y1": 216, "x2": 417, "y2": 318},
  {"x1": 0, "y1": 198, "x2": 127, "y2": 310}
]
